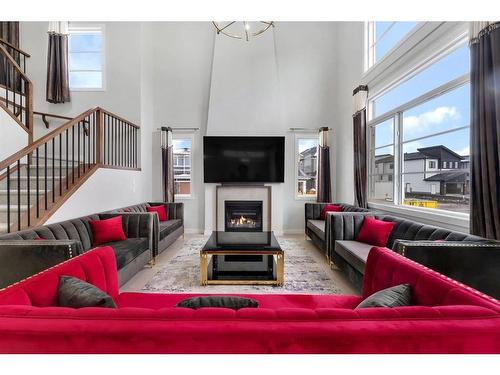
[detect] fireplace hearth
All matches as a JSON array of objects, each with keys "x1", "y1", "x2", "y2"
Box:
[{"x1": 225, "y1": 200, "x2": 263, "y2": 232}]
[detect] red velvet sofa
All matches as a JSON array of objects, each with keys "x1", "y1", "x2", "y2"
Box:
[{"x1": 0, "y1": 246, "x2": 499, "y2": 353}]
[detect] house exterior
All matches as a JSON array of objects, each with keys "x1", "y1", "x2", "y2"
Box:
[
  {"x1": 173, "y1": 147, "x2": 191, "y2": 195},
  {"x1": 373, "y1": 145, "x2": 469, "y2": 199},
  {"x1": 298, "y1": 146, "x2": 318, "y2": 195}
]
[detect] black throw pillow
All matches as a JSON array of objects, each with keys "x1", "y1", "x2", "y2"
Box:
[
  {"x1": 58, "y1": 276, "x2": 117, "y2": 308},
  {"x1": 176, "y1": 296, "x2": 259, "y2": 310},
  {"x1": 356, "y1": 284, "x2": 411, "y2": 309}
]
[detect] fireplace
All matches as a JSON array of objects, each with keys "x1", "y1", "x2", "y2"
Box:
[{"x1": 224, "y1": 200, "x2": 263, "y2": 232}]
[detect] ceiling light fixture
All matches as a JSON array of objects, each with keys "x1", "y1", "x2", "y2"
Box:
[{"x1": 212, "y1": 21, "x2": 275, "y2": 42}]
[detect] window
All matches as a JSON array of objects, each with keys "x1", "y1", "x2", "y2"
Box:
[
  {"x1": 366, "y1": 22, "x2": 419, "y2": 69},
  {"x1": 173, "y1": 138, "x2": 192, "y2": 198},
  {"x1": 368, "y1": 42, "x2": 470, "y2": 215},
  {"x1": 296, "y1": 137, "x2": 318, "y2": 198},
  {"x1": 68, "y1": 24, "x2": 104, "y2": 90}
]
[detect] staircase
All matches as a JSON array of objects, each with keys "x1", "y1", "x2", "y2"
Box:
[{"x1": 0, "y1": 40, "x2": 141, "y2": 234}]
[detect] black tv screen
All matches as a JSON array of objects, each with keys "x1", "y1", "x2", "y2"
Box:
[{"x1": 203, "y1": 136, "x2": 285, "y2": 183}]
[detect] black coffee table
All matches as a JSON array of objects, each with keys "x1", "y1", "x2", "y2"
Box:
[{"x1": 200, "y1": 231, "x2": 284, "y2": 286}]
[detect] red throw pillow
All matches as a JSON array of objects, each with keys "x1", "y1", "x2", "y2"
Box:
[
  {"x1": 356, "y1": 217, "x2": 395, "y2": 247},
  {"x1": 33, "y1": 236, "x2": 44, "y2": 240},
  {"x1": 89, "y1": 215, "x2": 127, "y2": 246},
  {"x1": 320, "y1": 204, "x2": 342, "y2": 219},
  {"x1": 147, "y1": 205, "x2": 168, "y2": 221}
]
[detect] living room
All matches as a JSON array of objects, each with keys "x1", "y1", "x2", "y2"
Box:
[{"x1": 1, "y1": 0, "x2": 499, "y2": 371}]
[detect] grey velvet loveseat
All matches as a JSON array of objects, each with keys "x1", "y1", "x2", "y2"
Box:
[
  {"x1": 111, "y1": 202, "x2": 184, "y2": 259},
  {"x1": 328, "y1": 212, "x2": 500, "y2": 298},
  {"x1": 0, "y1": 212, "x2": 155, "y2": 289}
]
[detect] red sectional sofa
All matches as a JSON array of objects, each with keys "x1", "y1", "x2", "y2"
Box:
[{"x1": 0, "y1": 246, "x2": 499, "y2": 353}]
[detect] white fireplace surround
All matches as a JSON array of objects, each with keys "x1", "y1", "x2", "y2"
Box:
[{"x1": 216, "y1": 185, "x2": 272, "y2": 232}]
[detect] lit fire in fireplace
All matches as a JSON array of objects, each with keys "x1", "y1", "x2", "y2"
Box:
[{"x1": 230, "y1": 215, "x2": 257, "y2": 227}]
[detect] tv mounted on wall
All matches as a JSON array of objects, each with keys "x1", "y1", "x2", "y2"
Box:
[{"x1": 203, "y1": 136, "x2": 285, "y2": 183}]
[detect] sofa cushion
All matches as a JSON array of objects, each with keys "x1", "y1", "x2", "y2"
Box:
[
  {"x1": 320, "y1": 204, "x2": 342, "y2": 219},
  {"x1": 356, "y1": 284, "x2": 411, "y2": 309},
  {"x1": 307, "y1": 220, "x2": 325, "y2": 241},
  {"x1": 147, "y1": 205, "x2": 168, "y2": 221},
  {"x1": 102, "y1": 238, "x2": 149, "y2": 270},
  {"x1": 89, "y1": 216, "x2": 127, "y2": 246},
  {"x1": 159, "y1": 219, "x2": 183, "y2": 241},
  {"x1": 58, "y1": 276, "x2": 117, "y2": 308},
  {"x1": 335, "y1": 240, "x2": 374, "y2": 274},
  {"x1": 176, "y1": 296, "x2": 259, "y2": 310},
  {"x1": 356, "y1": 217, "x2": 395, "y2": 247}
]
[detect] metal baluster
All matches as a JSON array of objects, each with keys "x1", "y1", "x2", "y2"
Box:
[
  {"x1": 78, "y1": 122, "x2": 81, "y2": 178},
  {"x1": 44, "y1": 143, "x2": 48, "y2": 210},
  {"x1": 72, "y1": 126, "x2": 75, "y2": 184},
  {"x1": 17, "y1": 161, "x2": 21, "y2": 231},
  {"x1": 36, "y1": 148, "x2": 39, "y2": 218},
  {"x1": 82, "y1": 121, "x2": 86, "y2": 173},
  {"x1": 66, "y1": 129, "x2": 69, "y2": 190},
  {"x1": 52, "y1": 139, "x2": 55, "y2": 203},
  {"x1": 88, "y1": 116, "x2": 91, "y2": 168},
  {"x1": 59, "y1": 133, "x2": 62, "y2": 196},
  {"x1": 26, "y1": 157, "x2": 30, "y2": 227},
  {"x1": 6, "y1": 166, "x2": 10, "y2": 233}
]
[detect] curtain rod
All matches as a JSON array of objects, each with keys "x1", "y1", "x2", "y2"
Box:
[
  {"x1": 289, "y1": 127, "x2": 332, "y2": 132},
  {"x1": 158, "y1": 127, "x2": 199, "y2": 131}
]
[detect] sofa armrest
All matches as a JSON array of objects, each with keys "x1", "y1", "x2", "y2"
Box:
[
  {"x1": 0, "y1": 240, "x2": 80, "y2": 288},
  {"x1": 148, "y1": 202, "x2": 184, "y2": 222},
  {"x1": 394, "y1": 240, "x2": 500, "y2": 298},
  {"x1": 326, "y1": 212, "x2": 373, "y2": 259}
]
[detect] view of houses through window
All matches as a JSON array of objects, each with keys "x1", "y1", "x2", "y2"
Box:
[
  {"x1": 369, "y1": 43, "x2": 470, "y2": 214},
  {"x1": 297, "y1": 138, "x2": 318, "y2": 197},
  {"x1": 173, "y1": 139, "x2": 192, "y2": 197}
]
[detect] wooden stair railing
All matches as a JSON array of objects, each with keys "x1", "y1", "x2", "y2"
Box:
[
  {"x1": 0, "y1": 107, "x2": 140, "y2": 233},
  {"x1": 0, "y1": 42, "x2": 33, "y2": 144}
]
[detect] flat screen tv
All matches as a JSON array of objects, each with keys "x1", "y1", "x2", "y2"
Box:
[{"x1": 203, "y1": 136, "x2": 285, "y2": 183}]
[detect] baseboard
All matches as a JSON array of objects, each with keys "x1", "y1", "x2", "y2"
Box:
[
  {"x1": 185, "y1": 228, "x2": 205, "y2": 234},
  {"x1": 281, "y1": 229, "x2": 305, "y2": 235}
]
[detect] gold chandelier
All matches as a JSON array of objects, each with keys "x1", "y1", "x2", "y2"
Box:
[{"x1": 212, "y1": 21, "x2": 275, "y2": 41}]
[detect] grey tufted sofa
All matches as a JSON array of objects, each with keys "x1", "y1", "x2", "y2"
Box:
[
  {"x1": 0, "y1": 212, "x2": 155, "y2": 289},
  {"x1": 304, "y1": 203, "x2": 371, "y2": 258},
  {"x1": 328, "y1": 213, "x2": 500, "y2": 298},
  {"x1": 112, "y1": 202, "x2": 184, "y2": 258}
]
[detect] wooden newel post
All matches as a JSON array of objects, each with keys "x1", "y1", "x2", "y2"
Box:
[{"x1": 96, "y1": 108, "x2": 104, "y2": 165}]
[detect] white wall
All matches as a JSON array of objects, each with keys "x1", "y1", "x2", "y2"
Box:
[
  {"x1": 0, "y1": 110, "x2": 28, "y2": 161},
  {"x1": 18, "y1": 22, "x2": 155, "y2": 223},
  {"x1": 45, "y1": 168, "x2": 143, "y2": 224},
  {"x1": 16, "y1": 21, "x2": 347, "y2": 232},
  {"x1": 332, "y1": 22, "x2": 365, "y2": 205}
]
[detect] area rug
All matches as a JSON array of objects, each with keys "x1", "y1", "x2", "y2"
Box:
[{"x1": 142, "y1": 237, "x2": 343, "y2": 294}]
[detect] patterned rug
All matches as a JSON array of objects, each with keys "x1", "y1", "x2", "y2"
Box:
[{"x1": 142, "y1": 237, "x2": 343, "y2": 294}]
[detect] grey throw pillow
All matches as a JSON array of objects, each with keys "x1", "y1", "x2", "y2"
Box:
[
  {"x1": 356, "y1": 284, "x2": 411, "y2": 309},
  {"x1": 176, "y1": 296, "x2": 259, "y2": 310},
  {"x1": 58, "y1": 276, "x2": 117, "y2": 308}
]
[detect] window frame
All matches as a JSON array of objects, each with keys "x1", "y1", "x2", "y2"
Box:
[
  {"x1": 294, "y1": 133, "x2": 319, "y2": 200},
  {"x1": 172, "y1": 133, "x2": 194, "y2": 200},
  {"x1": 364, "y1": 21, "x2": 423, "y2": 72},
  {"x1": 367, "y1": 37, "x2": 471, "y2": 220},
  {"x1": 68, "y1": 23, "x2": 106, "y2": 92}
]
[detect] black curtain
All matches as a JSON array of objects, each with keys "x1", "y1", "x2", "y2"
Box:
[
  {"x1": 46, "y1": 32, "x2": 70, "y2": 103},
  {"x1": 470, "y1": 22, "x2": 500, "y2": 239},
  {"x1": 0, "y1": 21, "x2": 20, "y2": 89},
  {"x1": 353, "y1": 86, "x2": 368, "y2": 208},
  {"x1": 161, "y1": 127, "x2": 175, "y2": 203},
  {"x1": 317, "y1": 127, "x2": 332, "y2": 203}
]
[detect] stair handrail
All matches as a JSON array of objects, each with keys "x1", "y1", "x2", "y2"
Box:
[
  {"x1": 0, "y1": 107, "x2": 97, "y2": 171},
  {"x1": 0, "y1": 43, "x2": 33, "y2": 142},
  {"x1": 0, "y1": 38, "x2": 31, "y2": 58}
]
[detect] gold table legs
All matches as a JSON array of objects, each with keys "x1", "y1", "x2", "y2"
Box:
[{"x1": 199, "y1": 251, "x2": 284, "y2": 286}]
